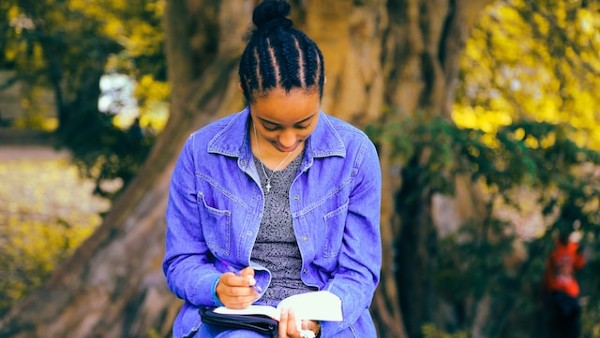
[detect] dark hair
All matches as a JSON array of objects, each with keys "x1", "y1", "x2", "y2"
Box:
[{"x1": 239, "y1": 0, "x2": 325, "y2": 103}]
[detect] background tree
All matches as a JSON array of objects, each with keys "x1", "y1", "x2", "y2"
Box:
[
  {"x1": 443, "y1": 1, "x2": 600, "y2": 335},
  {"x1": 1, "y1": 1, "x2": 599, "y2": 338},
  {"x1": 0, "y1": 0, "x2": 166, "y2": 198}
]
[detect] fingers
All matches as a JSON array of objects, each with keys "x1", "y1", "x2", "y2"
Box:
[
  {"x1": 279, "y1": 309, "x2": 316, "y2": 338},
  {"x1": 278, "y1": 308, "x2": 292, "y2": 338},
  {"x1": 239, "y1": 266, "x2": 258, "y2": 287},
  {"x1": 306, "y1": 320, "x2": 320, "y2": 334},
  {"x1": 216, "y1": 271, "x2": 259, "y2": 309},
  {"x1": 221, "y1": 271, "x2": 254, "y2": 288}
]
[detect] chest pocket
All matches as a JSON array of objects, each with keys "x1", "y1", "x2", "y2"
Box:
[
  {"x1": 197, "y1": 191, "x2": 231, "y2": 256},
  {"x1": 322, "y1": 200, "x2": 349, "y2": 257}
]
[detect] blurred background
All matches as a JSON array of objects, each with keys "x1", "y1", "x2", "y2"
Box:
[{"x1": 0, "y1": 0, "x2": 598, "y2": 337}]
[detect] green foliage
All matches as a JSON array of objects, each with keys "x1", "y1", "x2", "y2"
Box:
[
  {"x1": 147, "y1": 328, "x2": 162, "y2": 338},
  {"x1": 377, "y1": 1, "x2": 600, "y2": 335},
  {"x1": 0, "y1": 158, "x2": 107, "y2": 316},
  {"x1": 455, "y1": 0, "x2": 600, "y2": 150},
  {"x1": 1, "y1": 0, "x2": 166, "y2": 199},
  {"x1": 422, "y1": 324, "x2": 468, "y2": 338},
  {"x1": 368, "y1": 114, "x2": 599, "y2": 336},
  {"x1": 449, "y1": 2, "x2": 600, "y2": 332},
  {"x1": 65, "y1": 115, "x2": 156, "y2": 199}
]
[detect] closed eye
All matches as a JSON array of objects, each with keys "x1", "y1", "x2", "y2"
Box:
[
  {"x1": 295, "y1": 122, "x2": 312, "y2": 130},
  {"x1": 263, "y1": 122, "x2": 281, "y2": 131},
  {"x1": 262, "y1": 122, "x2": 311, "y2": 131},
  {"x1": 259, "y1": 114, "x2": 316, "y2": 131}
]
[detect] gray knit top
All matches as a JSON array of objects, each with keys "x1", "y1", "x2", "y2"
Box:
[{"x1": 251, "y1": 150, "x2": 316, "y2": 305}]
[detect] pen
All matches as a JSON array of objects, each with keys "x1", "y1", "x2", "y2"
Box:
[{"x1": 220, "y1": 260, "x2": 263, "y2": 293}]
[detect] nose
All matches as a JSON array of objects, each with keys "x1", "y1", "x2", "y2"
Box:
[{"x1": 279, "y1": 129, "x2": 297, "y2": 149}]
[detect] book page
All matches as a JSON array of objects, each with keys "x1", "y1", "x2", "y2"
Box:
[
  {"x1": 212, "y1": 291, "x2": 343, "y2": 322},
  {"x1": 277, "y1": 291, "x2": 342, "y2": 322}
]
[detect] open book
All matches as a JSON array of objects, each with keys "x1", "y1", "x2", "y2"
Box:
[{"x1": 213, "y1": 290, "x2": 343, "y2": 322}]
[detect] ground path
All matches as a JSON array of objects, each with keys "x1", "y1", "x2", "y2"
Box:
[
  {"x1": 0, "y1": 129, "x2": 109, "y2": 225},
  {"x1": 0, "y1": 132, "x2": 106, "y2": 316},
  {"x1": 0, "y1": 145, "x2": 69, "y2": 161},
  {"x1": 0, "y1": 128, "x2": 68, "y2": 160}
]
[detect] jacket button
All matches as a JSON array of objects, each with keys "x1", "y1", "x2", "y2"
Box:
[
  {"x1": 294, "y1": 195, "x2": 299, "y2": 200},
  {"x1": 241, "y1": 160, "x2": 247, "y2": 166},
  {"x1": 301, "y1": 236, "x2": 308, "y2": 242}
]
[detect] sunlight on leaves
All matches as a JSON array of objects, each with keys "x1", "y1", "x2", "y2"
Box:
[
  {"x1": 455, "y1": 0, "x2": 600, "y2": 151},
  {"x1": 0, "y1": 156, "x2": 109, "y2": 316}
]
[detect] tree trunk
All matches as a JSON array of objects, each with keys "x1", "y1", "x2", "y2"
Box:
[
  {"x1": 380, "y1": 1, "x2": 492, "y2": 337},
  {"x1": 0, "y1": 1, "x2": 492, "y2": 337},
  {"x1": 0, "y1": 1, "x2": 248, "y2": 337}
]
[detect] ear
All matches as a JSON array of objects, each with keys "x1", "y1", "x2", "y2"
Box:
[{"x1": 236, "y1": 82, "x2": 244, "y2": 93}]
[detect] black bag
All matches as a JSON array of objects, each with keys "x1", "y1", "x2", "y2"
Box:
[{"x1": 199, "y1": 307, "x2": 278, "y2": 337}]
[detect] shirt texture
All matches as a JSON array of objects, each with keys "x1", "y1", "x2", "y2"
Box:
[
  {"x1": 251, "y1": 151, "x2": 315, "y2": 305},
  {"x1": 163, "y1": 107, "x2": 382, "y2": 337}
]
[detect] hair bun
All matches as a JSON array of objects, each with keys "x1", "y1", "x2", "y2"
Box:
[{"x1": 252, "y1": 0, "x2": 293, "y2": 30}]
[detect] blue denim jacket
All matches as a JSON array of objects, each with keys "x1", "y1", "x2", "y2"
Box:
[{"x1": 163, "y1": 108, "x2": 382, "y2": 337}]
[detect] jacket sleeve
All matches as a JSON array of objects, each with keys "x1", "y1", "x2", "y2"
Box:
[
  {"x1": 162, "y1": 135, "x2": 222, "y2": 307},
  {"x1": 323, "y1": 137, "x2": 382, "y2": 333}
]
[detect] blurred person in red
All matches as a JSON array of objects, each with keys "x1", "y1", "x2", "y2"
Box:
[{"x1": 542, "y1": 224, "x2": 586, "y2": 338}]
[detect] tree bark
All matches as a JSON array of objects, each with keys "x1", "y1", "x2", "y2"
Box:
[
  {"x1": 0, "y1": 1, "x2": 248, "y2": 337},
  {"x1": 380, "y1": 1, "x2": 492, "y2": 337},
  {"x1": 0, "y1": 1, "x2": 492, "y2": 337}
]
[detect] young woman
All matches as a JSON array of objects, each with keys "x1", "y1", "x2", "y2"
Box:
[{"x1": 163, "y1": 1, "x2": 382, "y2": 337}]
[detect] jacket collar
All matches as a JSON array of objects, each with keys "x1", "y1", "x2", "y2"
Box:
[{"x1": 207, "y1": 107, "x2": 346, "y2": 160}]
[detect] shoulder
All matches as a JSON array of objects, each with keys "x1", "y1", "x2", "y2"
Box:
[
  {"x1": 313, "y1": 113, "x2": 380, "y2": 174},
  {"x1": 182, "y1": 110, "x2": 247, "y2": 154}
]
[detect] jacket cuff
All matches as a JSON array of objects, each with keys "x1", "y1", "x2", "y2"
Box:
[{"x1": 210, "y1": 275, "x2": 224, "y2": 306}]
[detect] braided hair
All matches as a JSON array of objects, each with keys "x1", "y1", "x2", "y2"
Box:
[{"x1": 239, "y1": 0, "x2": 325, "y2": 103}]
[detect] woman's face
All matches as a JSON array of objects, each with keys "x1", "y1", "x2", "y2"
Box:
[{"x1": 250, "y1": 87, "x2": 320, "y2": 154}]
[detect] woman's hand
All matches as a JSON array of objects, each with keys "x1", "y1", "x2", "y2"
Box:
[
  {"x1": 215, "y1": 266, "x2": 259, "y2": 309},
  {"x1": 278, "y1": 308, "x2": 321, "y2": 338}
]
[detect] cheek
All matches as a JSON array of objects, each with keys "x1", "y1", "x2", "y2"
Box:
[
  {"x1": 302, "y1": 124, "x2": 318, "y2": 140},
  {"x1": 293, "y1": 129, "x2": 313, "y2": 143}
]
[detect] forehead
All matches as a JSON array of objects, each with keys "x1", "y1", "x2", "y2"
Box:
[{"x1": 251, "y1": 88, "x2": 320, "y2": 123}]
